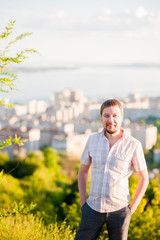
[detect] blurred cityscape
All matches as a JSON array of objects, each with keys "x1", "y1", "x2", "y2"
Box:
[{"x1": 0, "y1": 89, "x2": 160, "y2": 168}]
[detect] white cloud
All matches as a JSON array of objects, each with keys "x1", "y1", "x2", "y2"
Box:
[
  {"x1": 97, "y1": 15, "x2": 111, "y2": 22},
  {"x1": 49, "y1": 10, "x2": 69, "y2": 19},
  {"x1": 134, "y1": 6, "x2": 148, "y2": 18},
  {"x1": 124, "y1": 8, "x2": 131, "y2": 15},
  {"x1": 1, "y1": 3, "x2": 160, "y2": 65},
  {"x1": 155, "y1": 13, "x2": 160, "y2": 26},
  {"x1": 125, "y1": 18, "x2": 132, "y2": 25},
  {"x1": 103, "y1": 8, "x2": 112, "y2": 15},
  {"x1": 1, "y1": 5, "x2": 158, "y2": 35}
]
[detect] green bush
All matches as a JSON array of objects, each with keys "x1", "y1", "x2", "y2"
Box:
[
  {"x1": 0, "y1": 151, "x2": 44, "y2": 178},
  {"x1": 0, "y1": 174, "x2": 24, "y2": 208},
  {"x1": 0, "y1": 152, "x2": 9, "y2": 165},
  {"x1": 0, "y1": 148, "x2": 70, "y2": 225},
  {"x1": 3, "y1": 160, "x2": 39, "y2": 178},
  {"x1": 43, "y1": 147, "x2": 60, "y2": 169},
  {"x1": 0, "y1": 213, "x2": 76, "y2": 240}
]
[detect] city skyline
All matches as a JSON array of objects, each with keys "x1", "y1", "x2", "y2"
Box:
[{"x1": 0, "y1": 88, "x2": 159, "y2": 158}]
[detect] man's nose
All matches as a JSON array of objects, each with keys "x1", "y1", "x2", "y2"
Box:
[{"x1": 108, "y1": 116, "x2": 114, "y2": 123}]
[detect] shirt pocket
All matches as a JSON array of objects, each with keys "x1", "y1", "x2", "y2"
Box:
[{"x1": 112, "y1": 153, "x2": 131, "y2": 175}]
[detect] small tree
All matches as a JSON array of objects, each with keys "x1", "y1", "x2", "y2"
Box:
[
  {"x1": 0, "y1": 20, "x2": 37, "y2": 104},
  {"x1": 0, "y1": 21, "x2": 37, "y2": 150},
  {"x1": 0, "y1": 21, "x2": 37, "y2": 182}
]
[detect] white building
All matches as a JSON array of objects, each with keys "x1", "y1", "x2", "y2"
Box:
[
  {"x1": 0, "y1": 105, "x2": 15, "y2": 118},
  {"x1": 149, "y1": 97, "x2": 160, "y2": 109},
  {"x1": 124, "y1": 108, "x2": 160, "y2": 121},
  {"x1": 27, "y1": 100, "x2": 48, "y2": 115},
  {"x1": 55, "y1": 89, "x2": 86, "y2": 104},
  {"x1": 39, "y1": 125, "x2": 58, "y2": 148},
  {"x1": 74, "y1": 121, "x2": 102, "y2": 134},
  {"x1": 130, "y1": 124, "x2": 157, "y2": 150},
  {"x1": 84, "y1": 104, "x2": 101, "y2": 121},
  {"x1": 123, "y1": 94, "x2": 150, "y2": 109},
  {"x1": 52, "y1": 135, "x2": 66, "y2": 152},
  {"x1": 13, "y1": 104, "x2": 28, "y2": 116},
  {"x1": 66, "y1": 132, "x2": 91, "y2": 158}
]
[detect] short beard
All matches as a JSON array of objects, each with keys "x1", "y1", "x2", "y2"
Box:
[
  {"x1": 104, "y1": 124, "x2": 119, "y2": 135},
  {"x1": 105, "y1": 128, "x2": 118, "y2": 135}
]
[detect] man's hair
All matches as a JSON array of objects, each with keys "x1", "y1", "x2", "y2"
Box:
[{"x1": 100, "y1": 99, "x2": 123, "y2": 116}]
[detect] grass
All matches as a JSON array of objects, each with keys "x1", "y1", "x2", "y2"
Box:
[{"x1": 0, "y1": 213, "x2": 76, "y2": 240}]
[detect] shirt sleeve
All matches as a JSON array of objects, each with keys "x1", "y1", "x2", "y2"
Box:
[
  {"x1": 80, "y1": 136, "x2": 91, "y2": 165},
  {"x1": 132, "y1": 141, "x2": 147, "y2": 171}
]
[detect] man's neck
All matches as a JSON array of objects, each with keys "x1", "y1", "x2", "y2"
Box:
[{"x1": 105, "y1": 129, "x2": 123, "y2": 148}]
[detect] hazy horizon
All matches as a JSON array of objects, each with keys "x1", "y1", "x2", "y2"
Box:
[{"x1": 1, "y1": 66, "x2": 159, "y2": 104}]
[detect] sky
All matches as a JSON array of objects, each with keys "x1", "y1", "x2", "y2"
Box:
[{"x1": 1, "y1": 0, "x2": 160, "y2": 66}]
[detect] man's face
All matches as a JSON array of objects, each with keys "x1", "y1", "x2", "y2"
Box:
[{"x1": 101, "y1": 105, "x2": 123, "y2": 135}]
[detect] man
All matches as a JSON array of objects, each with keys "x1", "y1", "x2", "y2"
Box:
[{"x1": 75, "y1": 99, "x2": 149, "y2": 240}]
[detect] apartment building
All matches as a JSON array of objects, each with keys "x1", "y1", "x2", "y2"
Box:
[{"x1": 130, "y1": 124, "x2": 157, "y2": 150}]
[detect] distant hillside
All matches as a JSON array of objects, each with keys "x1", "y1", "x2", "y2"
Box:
[{"x1": 8, "y1": 63, "x2": 160, "y2": 73}]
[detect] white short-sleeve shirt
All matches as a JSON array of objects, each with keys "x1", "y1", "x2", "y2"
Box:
[{"x1": 80, "y1": 128, "x2": 147, "y2": 213}]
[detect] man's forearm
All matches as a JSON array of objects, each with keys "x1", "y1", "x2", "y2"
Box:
[
  {"x1": 130, "y1": 169, "x2": 149, "y2": 214},
  {"x1": 78, "y1": 166, "x2": 89, "y2": 206}
]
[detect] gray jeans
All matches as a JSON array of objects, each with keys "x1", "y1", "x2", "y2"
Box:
[{"x1": 75, "y1": 202, "x2": 131, "y2": 240}]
